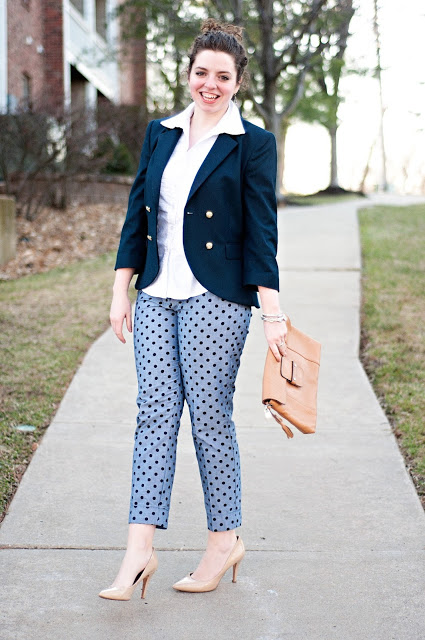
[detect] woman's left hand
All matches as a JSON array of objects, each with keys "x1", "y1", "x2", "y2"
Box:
[{"x1": 263, "y1": 320, "x2": 288, "y2": 362}]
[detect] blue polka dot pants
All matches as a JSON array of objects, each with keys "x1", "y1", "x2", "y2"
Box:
[{"x1": 130, "y1": 290, "x2": 252, "y2": 532}]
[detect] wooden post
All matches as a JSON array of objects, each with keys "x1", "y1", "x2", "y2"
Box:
[{"x1": 0, "y1": 196, "x2": 16, "y2": 266}]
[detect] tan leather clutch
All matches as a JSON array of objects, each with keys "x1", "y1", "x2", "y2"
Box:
[{"x1": 262, "y1": 317, "x2": 321, "y2": 439}]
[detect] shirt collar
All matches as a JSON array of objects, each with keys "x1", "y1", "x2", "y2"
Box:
[{"x1": 161, "y1": 100, "x2": 245, "y2": 138}]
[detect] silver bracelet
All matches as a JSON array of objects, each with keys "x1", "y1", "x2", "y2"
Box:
[
  {"x1": 261, "y1": 312, "x2": 283, "y2": 317},
  {"x1": 261, "y1": 313, "x2": 287, "y2": 323}
]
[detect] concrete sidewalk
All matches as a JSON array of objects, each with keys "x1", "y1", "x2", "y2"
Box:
[{"x1": 1, "y1": 197, "x2": 425, "y2": 640}]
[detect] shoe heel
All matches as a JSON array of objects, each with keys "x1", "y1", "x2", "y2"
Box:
[
  {"x1": 141, "y1": 570, "x2": 154, "y2": 598},
  {"x1": 232, "y1": 560, "x2": 242, "y2": 583}
]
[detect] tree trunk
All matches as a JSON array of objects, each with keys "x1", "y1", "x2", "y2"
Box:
[
  {"x1": 278, "y1": 120, "x2": 289, "y2": 195},
  {"x1": 329, "y1": 124, "x2": 339, "y2": 188},
  {"x1": 359, "y1": 138, "x2": 376, "y2": 193},
  {"x1": 173, "y1": 50, "x2": 186, "y2": 112},
  {"x1": 373, "y1": 0, "x2": 388, "y2": 191},
  {"x1": 319, "y1": 0, "x2": 354, "y2": 191},
  {"x1": 232, "y1": 0, "x2": 243, "y2": 24},
  {"x1": 268, "y1": 111, "x2": 283, "y2": 199}
]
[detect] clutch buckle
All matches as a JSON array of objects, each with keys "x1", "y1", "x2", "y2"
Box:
[{"x1": 280, "y1": 358, "x2": 302, "y2": 386}]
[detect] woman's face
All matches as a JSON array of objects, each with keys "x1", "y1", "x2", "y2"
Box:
[{"x1": 188, "y1": 49, "x2": 240, "y2": 116}]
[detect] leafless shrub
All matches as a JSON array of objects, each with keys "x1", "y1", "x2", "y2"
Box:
[{"x1": 0, "y1": 100, "x2": 148, "y2": 220}]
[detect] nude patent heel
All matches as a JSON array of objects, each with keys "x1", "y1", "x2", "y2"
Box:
[
  {"x1": 172, "y1": 536, "x2": 245, "y2": 593},
  {"x1": 232, "y1": 558, "x2": 242, "y2": 583},
  {"x1": 141, "y1": 570, "x2": 154, "y2": 599},
  {"x1": 98, "y1": 548, "x2": 158, "y2": 601}
]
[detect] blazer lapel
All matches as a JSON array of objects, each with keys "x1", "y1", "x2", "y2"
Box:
[
  {"x1": 188, "y1": 134, "x2": 238, "y2": 201},
  {"x1": 148, "y1": 127, "x2": 182, "y2": 209}
]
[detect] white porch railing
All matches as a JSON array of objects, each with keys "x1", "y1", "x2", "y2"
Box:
[{"x1": 64, "y1": 0, "x2": 119, "y2": 103}]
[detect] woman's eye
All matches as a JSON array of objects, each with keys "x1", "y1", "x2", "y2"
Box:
[
  {"x1": 196, "y1": 71, "x2": 205, "y2": 76},
  {"x1": 220, "y1": 76, "x2": 229, "y2": 81}
]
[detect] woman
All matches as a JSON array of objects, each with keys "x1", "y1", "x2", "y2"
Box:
[{"x1": 99, "y1": 19, "x2": 287, "y2": 601}]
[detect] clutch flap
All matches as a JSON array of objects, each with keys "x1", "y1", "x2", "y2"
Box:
[{"x1": 286, "y1": 325, "x2": 321, "y2": 364}]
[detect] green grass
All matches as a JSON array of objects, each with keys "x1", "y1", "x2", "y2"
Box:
[
  {"x1": 285, "y1": 193, "x2": 364, "y2": 206},
  {"x1": 359, "y1": 204, "x2": 425, "y2": 506},
  {"x1": 0, "y1": 253, "x2": 136, "y2": 520}
]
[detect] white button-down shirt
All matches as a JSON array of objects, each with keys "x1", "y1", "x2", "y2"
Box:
[{"x1": 142, "y1": 100, "x2": 245, "y2": 300}]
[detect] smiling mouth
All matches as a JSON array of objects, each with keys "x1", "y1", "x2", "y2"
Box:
[{"x1": 200, "y1": 92, "x2": 220, "y2": 102}]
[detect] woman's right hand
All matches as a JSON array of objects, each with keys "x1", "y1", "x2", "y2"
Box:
[
  {"x1": 110, "y1": 268, "x2": 135, "y2": 343},
  {"x1": 110, "y1": 290, "x2": 132, "y2": 344}
]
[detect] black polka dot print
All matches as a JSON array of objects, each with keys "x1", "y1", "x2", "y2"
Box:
[{"x1": 129, "y1": 290, "x2": 252, "y2": 532}]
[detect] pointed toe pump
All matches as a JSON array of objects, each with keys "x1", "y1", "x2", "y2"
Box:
[
  {"x1": 172, "y1": 536, "x2": 245, "y2": 593},
  {"x1": 98, "y1": 548, "x2": 158, "y2": 601}
]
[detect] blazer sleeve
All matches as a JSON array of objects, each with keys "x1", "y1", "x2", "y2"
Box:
[
  {"x1": 242, "y1": 131, "x2": 279, "y2": 291},
  {"x1": 114, "y1": 120, "x2": 155, "y2": 272}
]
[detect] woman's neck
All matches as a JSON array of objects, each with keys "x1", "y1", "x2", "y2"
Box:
[{"x1": 188, "y1": 103, "x2": 229, "y2": 148}]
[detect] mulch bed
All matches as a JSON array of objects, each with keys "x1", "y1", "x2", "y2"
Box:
[{"x1": 0, "y1": 203, "x2": 126, "y2": 280}]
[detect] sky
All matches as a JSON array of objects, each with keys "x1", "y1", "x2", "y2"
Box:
[{"x1": 283, "y1": 0, "x2": 425, "y2": 195}]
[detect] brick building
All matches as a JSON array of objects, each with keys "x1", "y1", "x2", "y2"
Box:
[{"x1": 0, "y1": 0, "x2": 146, "y2": 114}]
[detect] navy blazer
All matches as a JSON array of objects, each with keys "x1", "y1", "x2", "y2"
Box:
[{"x1": 114, "y1": 116, "x2": 279, "y2": 308}]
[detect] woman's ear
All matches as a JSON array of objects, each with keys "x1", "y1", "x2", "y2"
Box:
[{"x1": 232, "y1": 83, "x2": 241, "y2": 101}]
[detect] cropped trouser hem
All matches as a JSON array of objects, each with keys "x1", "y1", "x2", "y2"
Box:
[
  {"x1": 207, "y1": 509, "x2": 242, "y2": 532},
  {"x1": 128, "y1": 505, "x2": 170, "y2": 529}
]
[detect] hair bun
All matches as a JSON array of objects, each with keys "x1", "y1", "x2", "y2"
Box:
[{"x1": 200, "y1": 18, "x2": 244, "y2": 43}]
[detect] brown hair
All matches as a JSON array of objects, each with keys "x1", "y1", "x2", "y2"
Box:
[{"x1": 187, "y1": 18, "x2": 249, "y2": 88}]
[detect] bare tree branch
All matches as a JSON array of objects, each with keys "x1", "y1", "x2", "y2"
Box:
[
  {"x1": 279, "y1": 67, "x2": 309, "y2": 120},
  {"x1": 245, "y1": 87, "x2": 268, "y2": 121}
]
